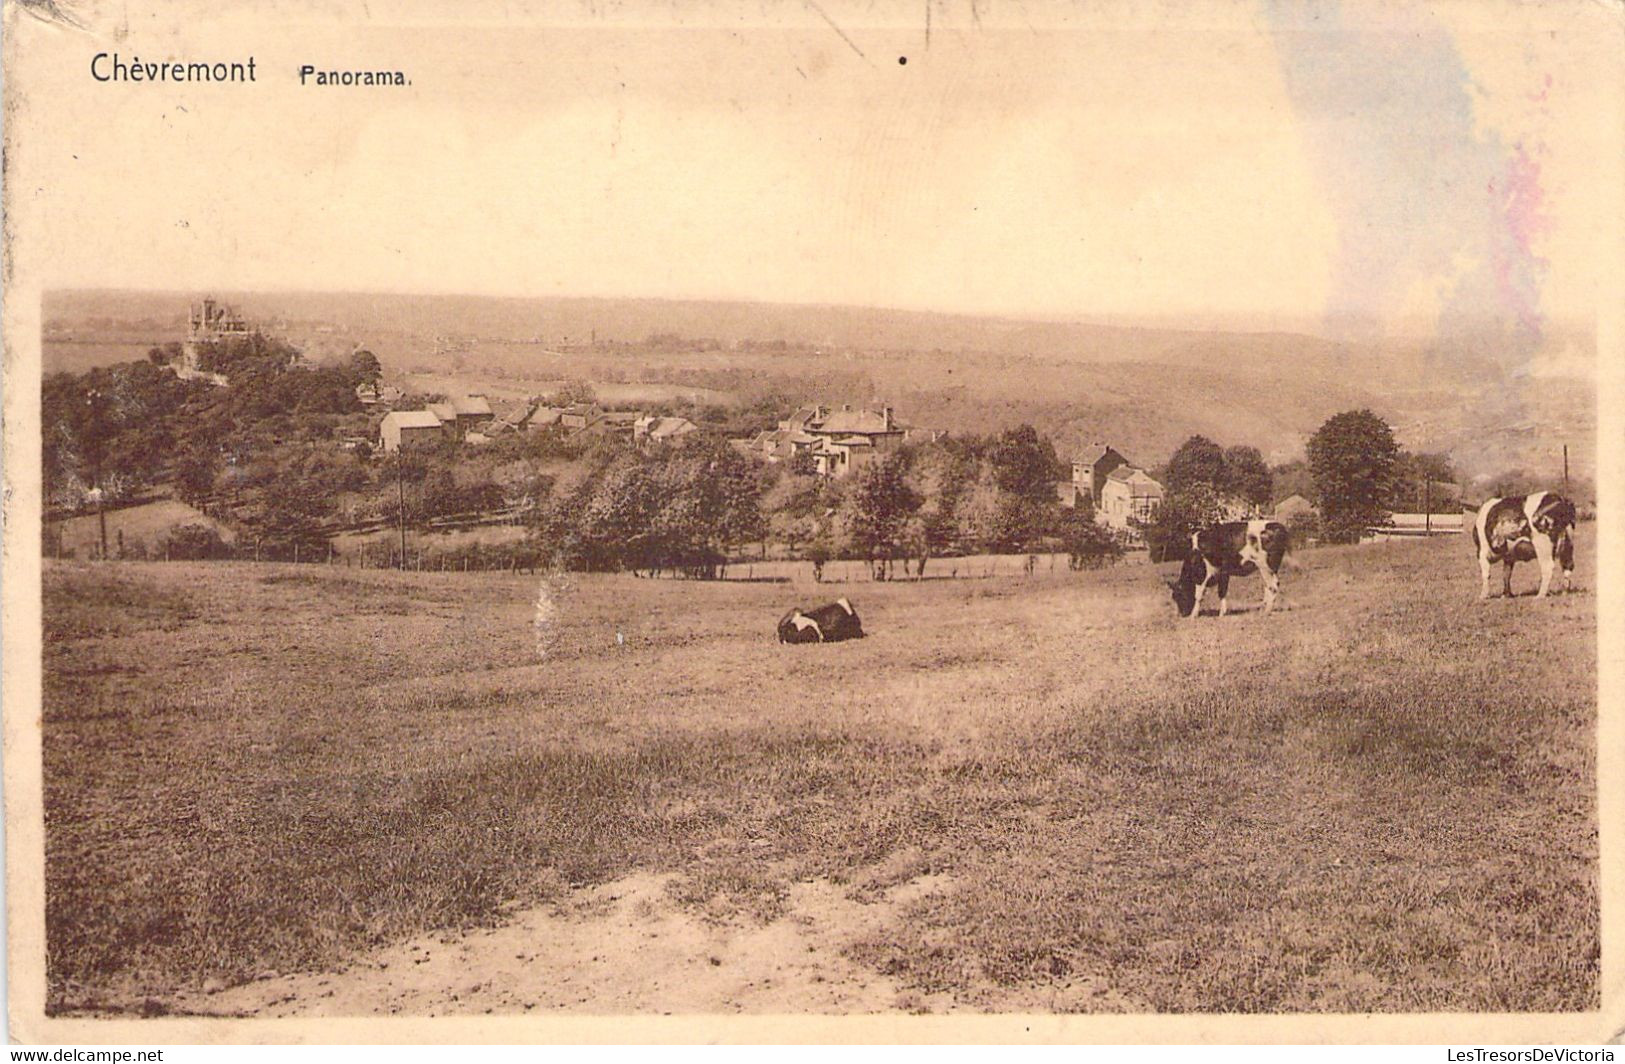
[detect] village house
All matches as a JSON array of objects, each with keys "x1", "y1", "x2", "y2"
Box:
[
  {"x1": 1069, "y1": 444, "x2": 1164, "y2": 533},
  {"x1": 526, "y1": 406, "x2": 564, "y2": 431},
  {"x1": 1070, "y1": 445, "x2": 1128, "y2": 509},
  {"x1": 425, "y1": 395, "x2": 493, "y2": 439},
  {"x1": 1271, "y1": 493, "x2": 1316, "y2": 522},
  {"x1": 559, "y1": 403, "x2": 603, "y2": 431},
  {"x1": 601, "y1": 411, "x2": 641, "y2": 435},
  {"x1": 355, "y1": 382, "x2": 405, "y2": 406},
  {"x1": 1097, "y1": 465, "x2": 1165, "y2": 530},
  {"x1": 748, "y1": 426, "x2": 821, "y2": 463},
  {"x1": 485, "y1": 397, "x2": 539, "y2": 434},
  {"x1": 751, "y1": 403, "x2": 926, "y2": 477},
  {"x1": 634, "y1": 415, "x2": 699, "y2": 447},
  {"x1": 378, "y1": 410, "x2": 444, "y2": 453}
]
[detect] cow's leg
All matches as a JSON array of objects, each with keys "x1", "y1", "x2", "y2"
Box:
[
  {"x1": 1478, "y1": 551, "x2": 1493, "y2": 600},
  {"x1": 1217, "y1": 572, "x2": 1231, "y2": 617},
  {"x1": 1533, "y1": 534, "x2": 1556, "y2": 598},
  {"x1": 1503, "y1": 558, "x2": 1516, "y2": 599},
  {"x1": 1188, "y1": 575, "x2": 1207, "y2": 620},
  {"x1": 1261, "y1": 564, "x2": 1280, "y2": 612}
]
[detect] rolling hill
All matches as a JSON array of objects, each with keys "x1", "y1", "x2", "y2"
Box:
[{"x1": 41, "y1": 289, "x2": 1595, "y2": 482}]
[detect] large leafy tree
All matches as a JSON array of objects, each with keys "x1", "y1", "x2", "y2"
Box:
[
  {"x1": 348, "y1": 349, "x2": 383, "y2": 385},
  {"x1": 902, "y1": 441, "x2": 973, "y2": 577},
  {"x1": 844, "y1": 453, "x2": 920, "y2": 579},
  {"x1": 1221, "y1": 445, "x2": 1274, "y2": 510},
  {"x1": 988, "y1": 424, "x2": 1063, "y2": 504},
  {"x1": 1307, "y1": 409, "x2": 1401, "y2": 542},
  {"x1": 1164, "y1": 435, "x2": 1228, "y2": 495},
  {"x1": 1388, "y1": 450, "x2": 1460, "y2": 512}
]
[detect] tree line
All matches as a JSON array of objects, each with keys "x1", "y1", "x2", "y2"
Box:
[{"x1": 47, "y1": 333, "x2": 1515, "y2": 575}]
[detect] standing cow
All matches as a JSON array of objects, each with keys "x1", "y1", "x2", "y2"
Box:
[
  {"x1": 1165, "y1": 520, "x2": 1291, "y2": 620},
  {"x1": 777, "y1": 598, "x2": 864, "y2": 643},
  {"x1": 1470, "y1": 492, "x2": 1576, "y2": 599}
]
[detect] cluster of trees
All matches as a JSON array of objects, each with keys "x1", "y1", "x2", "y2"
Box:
[
  {"x1": 52, "y1": 323, "x2": 1515, "y2": 578},
  {"x1": 535, "y1": 437, "x2": 763, "y2": 576},
  {"x1": 1134, "y1": 411, "x2": 1465, "y2": 558},
  {"x1": 513, "y1": 422, "x2": 1125, "y2": 580},
  {"x1": 1134, "y1": 436, "x2": 1276, "y2": 561},
  {"x1": 760, "y1": 425, "x2": 1121, "y2": 580},
  {"x1": 43, "y1": 360, "x2": 205, "y2": 510},
  {"x1": 45, "y1": 338, "x2": 389, "y2": 549},
  {"x1": 1305, "y1": 409, "x2": 1404, "y2": 543}
]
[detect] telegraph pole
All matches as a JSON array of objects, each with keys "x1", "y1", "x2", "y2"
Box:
[
  {"x1": 396, "y1": 454, "x2": 408, "y2": 568},
  {"x1": 86, "y1": 388, "x2": 109, "y2": 560}
]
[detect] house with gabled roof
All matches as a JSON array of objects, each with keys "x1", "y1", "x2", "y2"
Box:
[
  {"x1": 379, "y1": 409, "x2": 445, "y2": 453},
  {"x1": 1097, "y1": 465, "x2": 1164, "y2": 531},
  {"x1": 1272, "y1": 493, "x2": 1316, "y2": 522},
  {"x1": 559, "y1": 403, "x2": 603, "y2": 431},
  {"x1": 1071, "y1": 444, "x2": 1130, "y2": 510},
  {"x1": 1069, "y1": 443, "x2": 1163, "y2": 537},
  {"x1": 634, "y1": 415, "x2": 700, "y2": 447},
  {"x1": 751, "y1": 402, "x2": 930, "y2": 476}
]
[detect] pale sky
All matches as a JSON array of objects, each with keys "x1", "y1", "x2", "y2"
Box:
[{"x1": 8, "y1": 0, "x2": 1618, "y2": 345}]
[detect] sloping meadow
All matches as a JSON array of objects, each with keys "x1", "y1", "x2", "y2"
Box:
[{"x1": 41, "y1": 536, "x2": 1596, "y2": 1013}]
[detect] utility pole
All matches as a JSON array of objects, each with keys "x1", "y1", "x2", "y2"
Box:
[
  {"x1": 396, "y1": 455, "x2": 408, "y2": 568},
  {"x1": 1563, "y1": 445, "x2": 1570, "y2": 493},
  {"x1": 86, "y1": 388, "x2": 109, "y2": 561},
  {"x1": 1424, "y1": 478, "x2": 1431, "y2": 536}
]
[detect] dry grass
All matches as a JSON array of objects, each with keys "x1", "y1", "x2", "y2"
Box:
[
  {"x1": 48, "y1": 499, "x2": 234, "y2": 558},
  {"x1": 42, "y1": 533, "x2": 1596, "y2": 1013}
]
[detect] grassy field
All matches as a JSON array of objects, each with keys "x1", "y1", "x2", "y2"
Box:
[
  {"x1": 47, "y1": 498, "x2": 233, "y2": 559},
  {"x1": 41, "y1": 533, "x2": 1597, "y2": 1014}
]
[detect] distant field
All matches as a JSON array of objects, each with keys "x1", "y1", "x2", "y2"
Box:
[
  {"x1": 39, "y1": 290, "x2": 1597, "y2": 480},
  {"x1": 398, "y1": 370, "x2": 737, "y2": 408},
  {"x1": 330, "y1": 522, "x2": 529, "y2": 556},
  {"x1": 42, "y1": 340, "x2": 163, "y2": 375},
  {"x1": 41, "y1": 534, "x2": 1596, "y2": 1015},
  {"x1": 47, "y1": 498, "x2": 232, "y2": 558}
]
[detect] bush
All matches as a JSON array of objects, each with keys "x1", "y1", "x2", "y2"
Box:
[
  {"x1": 1059, "y1": 515, "x2": 1125, "y2": 570},
  {"x1": 1283, "y1": 510, "x2": 1322, "y2": 545},
  {"x1": 159, "y1": 523, "x2": 229, "y2": 561}
]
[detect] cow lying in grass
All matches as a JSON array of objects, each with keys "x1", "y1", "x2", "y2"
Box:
[
  {"x1": 1165, "y1": 520, "x2": 1290, "y2": 620},
  {"x1": 777, "y1": 598, "x2": 864, "y2": 643},
  {"x1": 1470, "y1": 492, "x2": 1576, "y2": 599}
]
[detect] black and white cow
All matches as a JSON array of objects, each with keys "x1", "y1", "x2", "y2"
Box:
[
  {"x1": 776, "y1": 597, "x2": 864, "y2": 643},
  {"x1": 1469, "y1": 491, "x2": 1576, "y2": 599},
  {"x1": 1164, "y1": 520, "x2": 1290, "y2": 619}
]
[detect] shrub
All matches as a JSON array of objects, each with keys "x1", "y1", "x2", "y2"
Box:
[{"x1": 159, "y1": 523, "x2": 229, "y2": 561}]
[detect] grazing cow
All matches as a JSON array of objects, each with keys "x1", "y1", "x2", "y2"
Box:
[
  {"x1": 1165, "y1": 520, "x2": 1290, "y2": 620},
  {"x1": 1470, "y1": 492, "x2": 1576, "y2": 599},
  {"x1": 776, "y1": 597, "x2": 864, "y2": 643}
]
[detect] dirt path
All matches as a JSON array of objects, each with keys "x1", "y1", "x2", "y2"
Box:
[{"x1": 174, "y1": 872, "x2": 999, "y2": 1017}]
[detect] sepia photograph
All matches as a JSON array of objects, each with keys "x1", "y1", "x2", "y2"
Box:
[{"x1": 3, "y1": 0, "x2": 1622, "y2": 1044}]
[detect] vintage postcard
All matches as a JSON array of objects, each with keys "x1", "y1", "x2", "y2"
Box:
[{"x1": 3, "y1": 0, "x2": 1623, "y2": 1045}]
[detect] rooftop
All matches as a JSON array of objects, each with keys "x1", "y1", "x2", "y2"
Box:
[
  {"x1": 816, "y1": 409, "x2": 894, "y2": 435},
  {"x1": 385, "y1": 410, "x2": 443, "y2": 429},
  {"x1": 449, "y1": 395, "x2": 492, "y2": 417}
]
